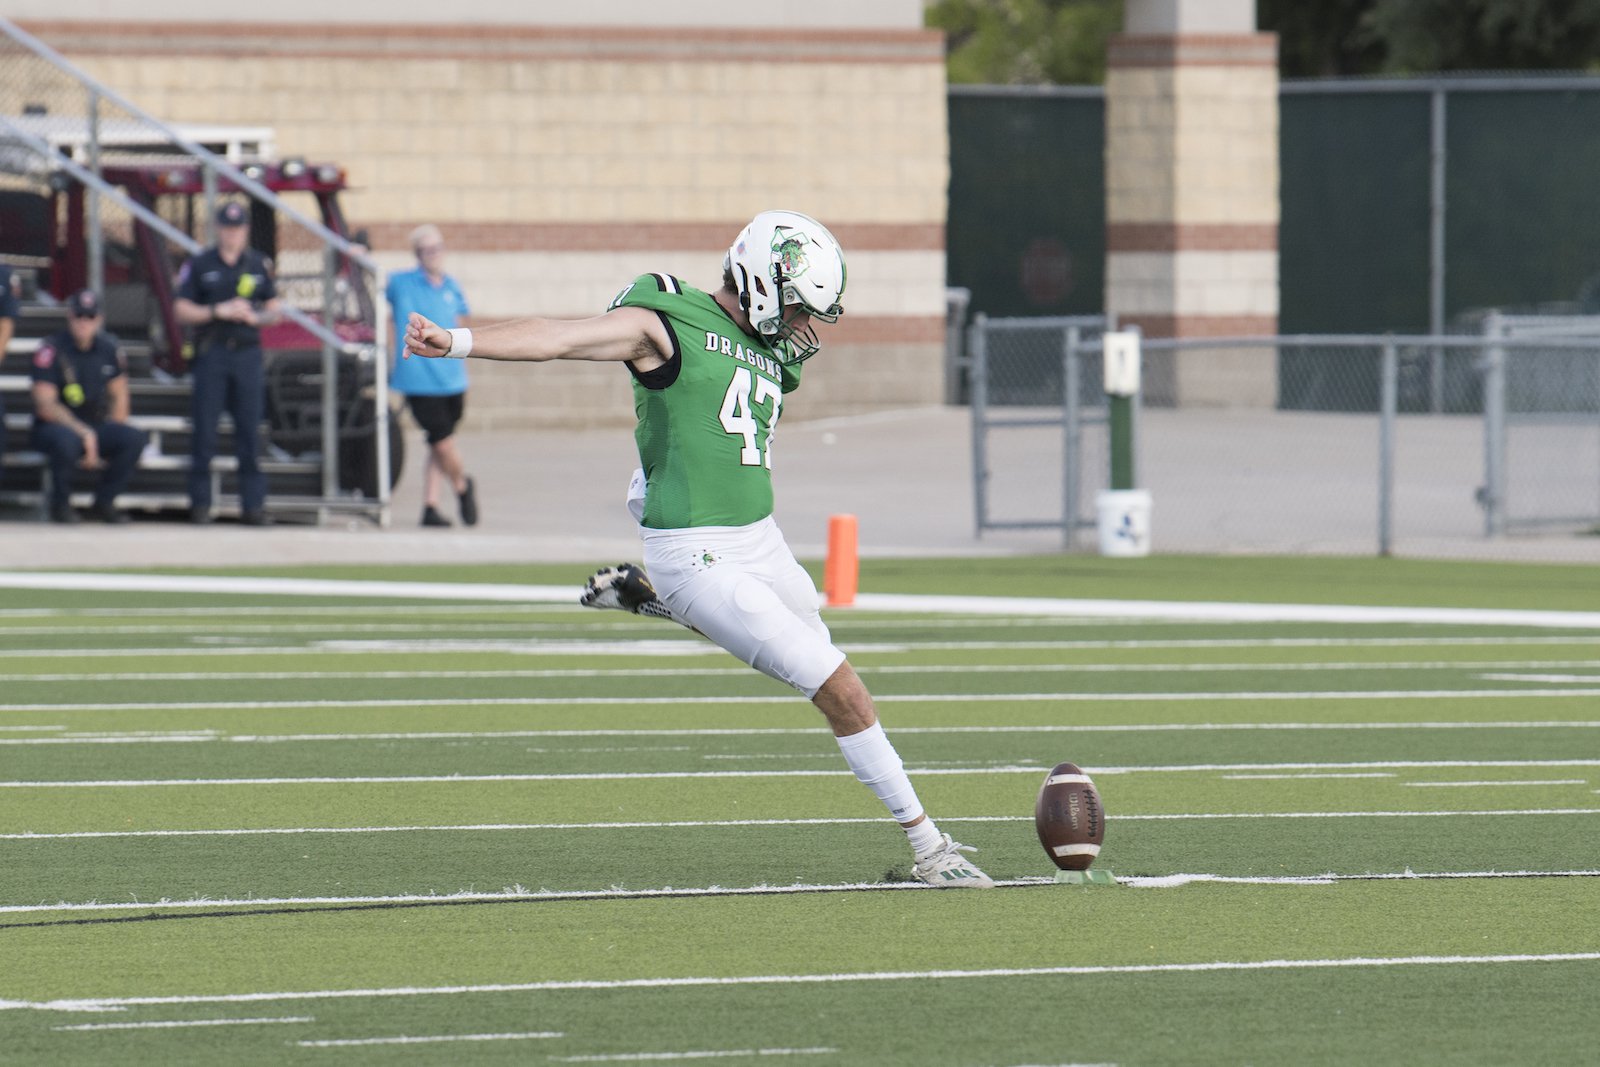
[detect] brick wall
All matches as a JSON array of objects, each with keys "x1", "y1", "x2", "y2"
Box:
[{"x1": 18, "y1": 19, "x2": 950, "y2": 427}]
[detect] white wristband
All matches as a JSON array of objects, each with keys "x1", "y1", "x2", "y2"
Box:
[{"x1": 444, "y1": 328, "x2": 472, "y2": 358}]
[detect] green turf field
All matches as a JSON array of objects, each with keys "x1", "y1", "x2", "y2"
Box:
[{"x1": 2, "y1": 556, "x2": 1598, "y2": 1065}]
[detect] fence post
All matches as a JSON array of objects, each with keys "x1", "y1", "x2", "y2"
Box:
[
  {"x1": 321, "y1": 246, "x2": 340, "y2": 503},
  {"x1": 1428, "y1": 87, "x2": 1448, "y2": 414},
  {"x1": 969, "y1": 313, "x2": 989, "y2": 538},
  {"x1": 945, "y1": 287, "x2": 971, "y2": 406},
  {"x1": 371, "y1": 261, "x2": 392, "y2": 526},
  {"x1": 86, "y1": 88, "x2": 104, "y2": 298},
  {"x1": 1062, "y1": 325, "x2": 1081, "y2": 547},
  {"x1": 1378, "y1": 339, "x2": 1397, "y2": 556},
  {"x1": 1481, "y1": 312, "x2": 1507, "y2": 538}
]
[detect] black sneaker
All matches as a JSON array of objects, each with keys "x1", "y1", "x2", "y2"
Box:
[
  {"x1": 49, "y1": 502, "x2": 80, "y2": 525},
  {"x1": 92, "y1": 501, "x2": 131, "y2": 524},
  {"x1": 189, "y1": 506, "x2": 213, "y2": 525},
  {"x1": 457, "y1": 477, "x2": 479, "y2": 527},
  {"x1": 422, "y1": 505, "x2": 452, "y2": 527},
  {"x1": 241, "y1": 510, "x2": 273, "y2": 527}
]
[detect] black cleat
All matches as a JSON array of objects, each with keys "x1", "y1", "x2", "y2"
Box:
[{"x1": 580, "y1": 563, "x2": 673, "y2": 619}]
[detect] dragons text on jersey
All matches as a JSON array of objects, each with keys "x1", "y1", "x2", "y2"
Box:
[{"x1": 705, "y1": 331, "x2": 783, "y2": 380}]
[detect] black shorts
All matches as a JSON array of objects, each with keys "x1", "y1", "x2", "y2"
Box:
[{"x1": 407, "y1": 392, "x2": 465, "y2": 445}]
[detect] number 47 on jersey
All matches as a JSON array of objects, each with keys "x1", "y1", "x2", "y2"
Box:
[{"x1": 720, "y1": 366, "x2": 782, "y2": 468}]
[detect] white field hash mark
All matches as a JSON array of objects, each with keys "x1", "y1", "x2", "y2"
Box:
[
  {"x1": 5, "y1": 809, "x2": 1600, "y2": 843},
  {"x1": 6, "y1": 760, "x2": 1600, "y2": 789},
  {"x1": 5, "y1": 953, "x2": 1600, "y2": 1014},
  {"x1": 3, "y1": 870, "x2": 1598, "y2": 919}
]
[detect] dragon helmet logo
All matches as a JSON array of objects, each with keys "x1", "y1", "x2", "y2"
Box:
[{"x1": 771, "y1": 228, "x2": 810, "y2": 280}]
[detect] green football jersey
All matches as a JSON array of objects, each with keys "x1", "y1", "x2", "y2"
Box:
[{"x1": 611, "y1": 272, "x2": 802, "y2": 529}]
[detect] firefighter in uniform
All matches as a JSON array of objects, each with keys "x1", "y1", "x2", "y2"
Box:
[
  {"x1": 173, "y1": 199, "x2": 283, "y2": 525},
  {"x1": 29, "y1": 289, "x2": 149, "y2": 523}
]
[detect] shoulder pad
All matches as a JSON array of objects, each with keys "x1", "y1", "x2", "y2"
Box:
[{"x1": 610, "y1": 273, "x2": 685, "y2": 311}]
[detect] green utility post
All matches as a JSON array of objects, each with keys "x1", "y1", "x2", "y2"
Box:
[
  {"x1": 1095, "y1": 330, "x2": 1150, "y2": 557},
  {"x1": 1103, "y1": 330, "x2": 1140, "y2": 490}
]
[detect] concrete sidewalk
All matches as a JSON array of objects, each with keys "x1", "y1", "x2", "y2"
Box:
[
  {"x1": 2, "y1": 406, "x2": 1597, "y2": 569},
  {"x1": 0, "y1": 407, "x2": 1023, "y2": 570}
]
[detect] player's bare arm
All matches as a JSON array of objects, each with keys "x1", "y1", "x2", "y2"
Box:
[{"x1": 404, "y1": 307, "x2": 669, "y2": 373}]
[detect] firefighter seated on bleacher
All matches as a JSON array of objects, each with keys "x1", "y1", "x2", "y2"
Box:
[{"x1": 28, "y1": 289, "x2": 148, "y2": 524}]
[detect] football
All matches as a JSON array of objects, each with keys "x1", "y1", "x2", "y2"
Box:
[{"x1": 1035, "y1": 761, "x2": 1106, "y2": 870}]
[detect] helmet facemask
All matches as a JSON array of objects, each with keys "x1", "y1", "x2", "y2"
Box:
[{"x1": 726, "y1": 211, "x2": 846, "y2": 365}]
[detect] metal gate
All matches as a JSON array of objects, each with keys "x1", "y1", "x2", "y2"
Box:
[
  {"x1": 967, "y1": 314, "x2": 1114, "y2": 545},
  {"x1": 1479, "y1": 313, "x2": 1600, "y2": 535}
]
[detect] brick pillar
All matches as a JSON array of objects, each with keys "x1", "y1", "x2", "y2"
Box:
[{"x1": 1105, "y1": 0, "x2": 1279, "y2": 407}]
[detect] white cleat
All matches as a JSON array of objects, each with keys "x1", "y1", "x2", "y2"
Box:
[{"x1": 911, "y1": 834, "x2": 996, "y2": 889}]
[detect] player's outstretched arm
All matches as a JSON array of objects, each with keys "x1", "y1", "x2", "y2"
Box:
[{"x1": 405, "y1": 308, "x2": 668, "y2": 370}]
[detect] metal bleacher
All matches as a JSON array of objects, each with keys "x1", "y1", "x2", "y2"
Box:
[{"x1": 1, "y1": 301, "x2": 333, "y2": 522}]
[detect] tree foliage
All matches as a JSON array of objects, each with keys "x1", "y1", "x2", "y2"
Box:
[
  {"x1": 930, "y1": 0, "x2": 1600, "y2": 83},
  {"x1": 927, "y1": 0, "x2": 1123, "y2": 85},
  {"x1": 1361, "y1": 0, "x2": 1600, "y2": 74}
]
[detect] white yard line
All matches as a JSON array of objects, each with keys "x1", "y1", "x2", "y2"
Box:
[
  {"x1": 4, "y1": 571, "x2": 1600, "y2": 628},
  {"x1": 3, "y1": 720, "x2": 1600, "y2": 747},
  {"x1": 0, "y1": 604, "x2": 561, "y2": 618},
  {"x1": 3, "y1": 762, "x2": 1599, "y2": 790},
  {"x1": 1480, "y1": 673, "x2": 1600, "y2": 683},
  {"x1": 548, "y1": 1050, "x2": 836, "y2": 1063},
  {"x1": 5, "y1": 952, "x2": 1598, "y2": 1014},
  {"x1": 1222, "y1": 773, "x2": 1397, "y2": 779},
  {"x1": 1403, "y1": 780, "x2": 1589, "y2": 788},
  {"x1": 4, "y1": 870, "x2": 1597, "y2": 920},
  {"x1": 4, "y1": 688, "x2": 1600, "y2": 715},
  {"x1": 0, "y1": 641, "x2": 711, "y2": 660},
  {"x1": 9, "y1": 659, "x2": 1600, "y2": 684},
  {"x1": 4, "y1": 809, "x2": 1597, "y2": 842},
  {"x1": 54, "y1": 1016, "x2": 312, "y2": 1032},
  {"x1": 0, "y1": 573, "x2": 577, "y2": 602},
  {"x1": 296, "y1": 1031, "x2": 562, "y2": 1048},
  {"x1": 4, "y1": 635, "x2": 1600, "y2": 661},
  {"x1": 0, "y1": 621, "x2": 596, "y2": 637}
]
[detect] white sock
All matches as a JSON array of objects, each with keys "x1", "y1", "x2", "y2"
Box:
[
  {"x1": 903, "y1": 817, "x2": 945, "y2": 860},
  {"x1": 834, "y1": 722, "x2": 926, "y2": 826}
]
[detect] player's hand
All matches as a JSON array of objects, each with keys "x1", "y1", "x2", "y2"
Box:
[
  {"x1": 79, "y1": 432, "x2": 103, "y2": 469},
  {"x1": 404, "y1": 313, "x2": 451, "y2": 359}
]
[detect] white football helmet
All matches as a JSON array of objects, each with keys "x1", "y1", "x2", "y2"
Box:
[{"x1": 724, "y1": 210, "x2": 846, "y2": 364}]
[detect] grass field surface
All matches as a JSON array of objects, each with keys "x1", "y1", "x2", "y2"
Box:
[{"x1": 2, "y1": 555, "x2": 1598, "y2": 1065}]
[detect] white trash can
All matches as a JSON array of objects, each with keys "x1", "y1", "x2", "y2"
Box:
[{"x1": 1095, "y1": 489, "x2": 1152, "y2": 557}]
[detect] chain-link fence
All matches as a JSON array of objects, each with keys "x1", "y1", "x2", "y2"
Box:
[
  {"x1": 0, "y1": 18, "x2": 393, "y2": 520},
  {"x1": 967, "y1": 319, "x2": 1600, "y2": 557}
]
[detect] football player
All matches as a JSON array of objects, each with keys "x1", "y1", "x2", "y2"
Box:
[{"x1": 404, "y1": 211, "x2": 992, "y2": 888}]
